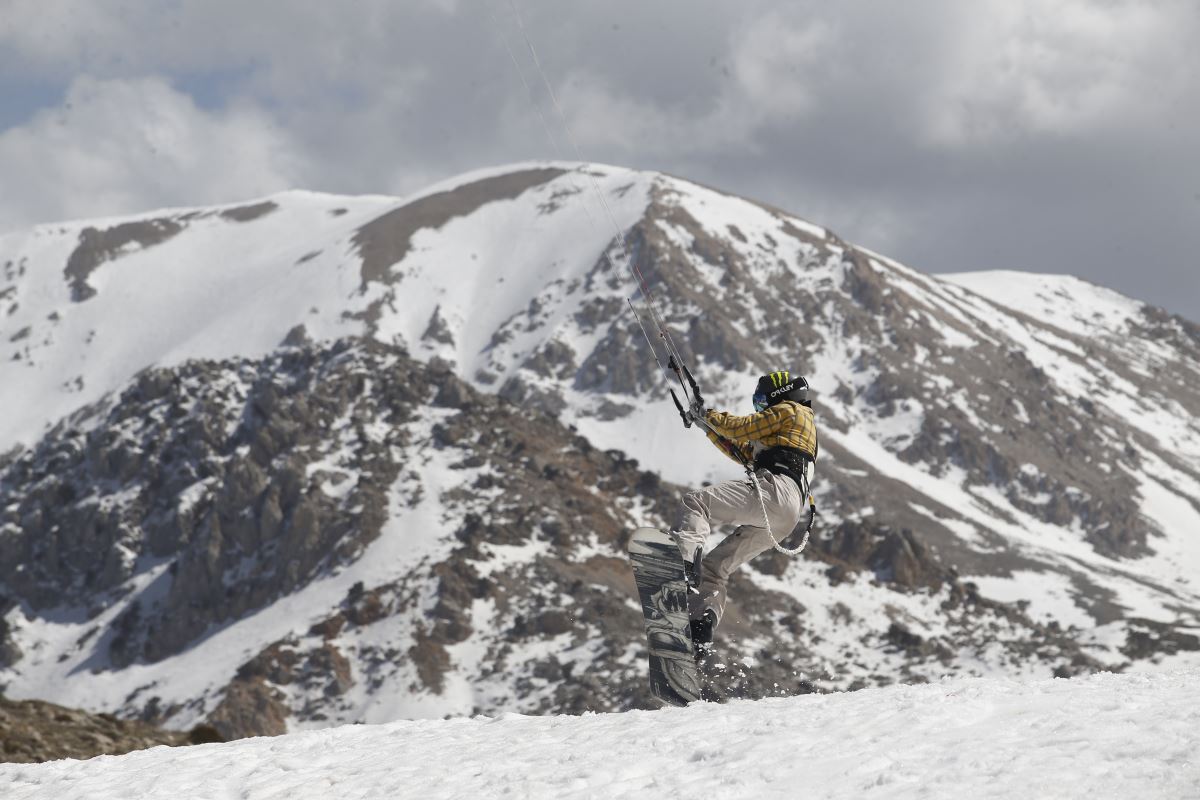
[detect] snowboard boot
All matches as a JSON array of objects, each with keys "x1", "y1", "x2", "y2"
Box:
[
  {"x1": 690, "y1": 609, "x2": 717, "y2": 653},
  {"x1": 691, "y1": 609, "x2": 721, "y2": 701},
  {"x1": 683, "y1": 547, "x2": 704, "y2": 590}
]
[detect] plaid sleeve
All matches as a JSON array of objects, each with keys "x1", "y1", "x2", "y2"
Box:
[
  {"x1": 706, "y1": 429, "x2": 753, "y2": 463},
  {"x1": 704, "y1": 404, "x2": 789, "y2": 443}
]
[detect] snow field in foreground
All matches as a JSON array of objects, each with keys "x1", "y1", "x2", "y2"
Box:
[{"x1": 3, "y1": 669, "x2": 1198, "y2": 800}]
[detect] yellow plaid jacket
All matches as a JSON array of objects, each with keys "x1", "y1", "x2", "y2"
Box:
[{"x1": 704, "y1": 400, "x2": 818, "y2": 464}]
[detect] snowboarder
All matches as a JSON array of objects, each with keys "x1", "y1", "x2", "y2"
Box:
[{"x1": 674, "y1": 370, "x2": 818, "y2": 649}]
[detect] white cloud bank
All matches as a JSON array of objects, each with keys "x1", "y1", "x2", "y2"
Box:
[
  {"x1": 556, "y1": 0, "x2": 1198, "y2": 157},
  {"x1": 918, "y1": 0, "x2": 1198, "y2": 147},
  {"x1": 0, "y1": 0, "x2": 1197, "y2": 319},
  {"x1": 0, "y1": 77, "x2": 303, "y2": 229}
]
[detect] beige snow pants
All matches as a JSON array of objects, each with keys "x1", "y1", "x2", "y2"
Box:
[{"x1": 672, "y1": 468, "x2": 807, "y2": 625}]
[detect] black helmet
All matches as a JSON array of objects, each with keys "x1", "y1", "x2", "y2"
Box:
[{"x1": 753, "y1": 370, "x2": 809, "y2": 411}]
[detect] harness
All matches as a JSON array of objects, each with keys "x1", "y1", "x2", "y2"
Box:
[
  {"x1": 754, "y1": 445, "x2": 813, "y2": 491},
  {"x1": 672, "y1": 359, "x2": 817, "y2": 557}
]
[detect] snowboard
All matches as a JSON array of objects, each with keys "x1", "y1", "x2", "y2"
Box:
[{"x1": 627, "y1": 527, "x2": 702, "y2": 706}]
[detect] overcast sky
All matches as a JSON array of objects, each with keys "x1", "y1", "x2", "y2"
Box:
[{"x1": 2, "y1": 0, "x2": 1197, "y2": 321}]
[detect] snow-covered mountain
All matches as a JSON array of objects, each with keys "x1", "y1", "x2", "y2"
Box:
[
  {"x1": 4, "y1": 668, "x2": 1199, "y2": 799},
  {"x1": 1, "y1": 162, "x2": 1198, "y2": 737}
]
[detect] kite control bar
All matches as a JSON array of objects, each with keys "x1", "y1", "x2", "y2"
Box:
[{"x1": 668, "y1": 356, "x2": 704, "y2": 428}]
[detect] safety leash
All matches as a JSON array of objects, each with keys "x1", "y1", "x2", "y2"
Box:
[{"x1": 747, "y1": 468, "x2": 817, "y2": 557}]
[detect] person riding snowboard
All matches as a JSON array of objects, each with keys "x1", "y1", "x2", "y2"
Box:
[{"x1": 674, "y1": 370, "x2": 818, "y2": 649}]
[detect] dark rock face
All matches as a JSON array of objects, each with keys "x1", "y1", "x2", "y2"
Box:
[
  {"x1": 64, "y1": 219, "x2": 184, "y2": 302},
  {"x1": 0, "y1": 338, "x2": 670, "y2": 731},
  {"x1": 574, "y1": 323, "x2": 654, "y2": 395},
  {"x1": 2, "y1": 168, "x2": 1198, "y2": 742},
  {"x1": 421, "y1": 306, "x2": 455, "y2": 347},
  {"x1": 0, "y1": 339, "x2": 424, "y2": 665},
  {"x1": 206, "y1": 679, "x2": 289, "y2": 740},
  {"x1": 353, "y1": 168, "x2": 567, "y2": 289},
  {"x1": 0, "y1": 695, "x2": 218, "y2": 763},
  {"x1": 219, "y1": 201, "x2": 279, "y2": 223},
  {"x1": 0, "y1": 616, "x2": 21, "y2": 669},
  {"x1": 1121, "y1": 619, "x2": 1200, "y2": 661},
  {"x1": 58, "y1": 203, "x2": 279, "y2": 306}
]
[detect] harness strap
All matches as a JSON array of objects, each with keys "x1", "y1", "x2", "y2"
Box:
[{"x1": 747, "y1": 465, "x2": 817, "y2": 557}]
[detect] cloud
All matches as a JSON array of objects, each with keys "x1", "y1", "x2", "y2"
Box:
[
  {"x1": 730, "y1": 13, "x2": 838, "y2": 119},
  {"x1": 0, "y1": 1, "x2": 500, "y2": 223},
  {"x1": 0, "y1": 0, "x2": 1197, "y2": 320},
  {"x1": 552, "y1": 74, "x2": 739, "y2": 157},
  {"x1": 0, "y1": 0, "x2": 457, "y2": 82},
  {"x1": 0, "y1": 3, "x2": 125, "y2": 74},
  {"x1": 0, "y1": 76, "x2": 303, "y2": 229},
  {"x1": 916, "y1": 0, "x2": 1198, "y2": 147},
  {"x1": 549, "y1": 10, "x2": 840, "y2": 158}
]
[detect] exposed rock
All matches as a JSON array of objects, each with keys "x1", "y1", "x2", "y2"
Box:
[
  {"x1": 498, "y1": 375, "x2": 566, "y2": 417},
  {"x1": 574, "y1": 321, "x2": 658, "y2": 395},
  {"x1": 0, "y1": 695, "x2": 218, "y2": 764},
  {"x1": 281, "y1": 324, "x2": 311, "y2": 348},
  {"x1": 353, "y1": 168, "x2": 566, "y2": 289},
  {"x1": 1122, "y1": 619, "x2": 1200, "y2": 661},
  {"x1": 0, "y1": 616, "x2": 22, "y2": 668},
  {"x1": 422, "y1": 306, "x2": 455, "y2": 346},
  {"x1": 207, "y1": 679, "x2": 289, "y2": 740},
  {"x1": 0, "y1": 340, "x2": 425, "y2": 663},
  {"x1": 64, "y1": 219, "x2": 184, "y2": 302},
  {"x1": 522, "y1": 339, "x2": 577, "y2": 381},
  {"x1": 220, "y1": 201, "x2": 279, "y2": 223}
]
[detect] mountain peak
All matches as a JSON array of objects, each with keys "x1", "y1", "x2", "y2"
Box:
[{"x1": 2, "y1": 164, "x2": 1198, "y2": 736}]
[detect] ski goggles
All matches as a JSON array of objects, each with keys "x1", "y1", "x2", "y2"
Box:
[{"x1": 753, "y1": 393, "x2": 769, "y2": 412}]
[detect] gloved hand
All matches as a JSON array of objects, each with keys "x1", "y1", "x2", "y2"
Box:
[{"x1": 688, "y1": 396, "x2": 706, "y2": 423}]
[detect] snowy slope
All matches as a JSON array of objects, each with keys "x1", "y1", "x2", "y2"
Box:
[
  {"x1": 0, "y1": 163, "x2": 652, "y2": 455},
  {"x1": 3, "y1": 669, "x2": 1199, "y2": 799},
  {"x1": 940, "y1": 270, "x2": 1146, "y2": 340},
  {"x1": 1, "y1": 191, "x2": 385, "y2": 453},
  {"x1": 3, "y1": 400, "x2": 473, "y2": 720},
  {"x1": 3, "y1": 161, "x2": 1200, "y2": 735}
]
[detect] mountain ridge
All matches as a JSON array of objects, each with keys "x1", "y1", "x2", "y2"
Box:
[{"x1": 2, "y1": 162, "x2": 1198, "y2": 737}]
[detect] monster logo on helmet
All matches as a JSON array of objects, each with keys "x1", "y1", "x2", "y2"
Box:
[{"x1": 752, "y1": 370, "x2": 810, "y2": 412}]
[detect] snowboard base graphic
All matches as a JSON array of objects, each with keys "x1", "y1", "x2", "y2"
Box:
[{"x1": 628, "y1": 527, "x2": 702, "y2": 706}]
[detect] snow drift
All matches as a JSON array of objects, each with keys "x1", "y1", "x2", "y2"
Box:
[{"x1": 3, "y1": 668, "x2": 1198, "y2": 799}]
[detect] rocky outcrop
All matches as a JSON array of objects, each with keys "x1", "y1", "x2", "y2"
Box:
[
  {"x1": 0, "y1": 339, "x2": 424, "y2": 665},
  {"x1": 353, "y1": 168, "x2": 566, "y2": 289},
  {"x1": 219, "y1": 201, "x2": 278, "y2": 223},
  {"x1": 618, "y1": 184, "x2": 1188, "y2": 569},
  {"x1": 64, "y1": 219, "x2": 184, "y2": 302},
  {"x1": 0, "y1": 695, "x2": 220, "y2": 764}
]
